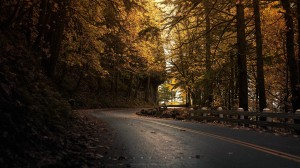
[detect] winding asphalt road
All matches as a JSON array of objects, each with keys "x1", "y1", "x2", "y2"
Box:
[{"x1": 92, "y1": 108, "x2": 300, "y2": 168}]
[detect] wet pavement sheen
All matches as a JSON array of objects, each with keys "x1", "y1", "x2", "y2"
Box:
[{"x1": 92, "y1": 108, "x2": 300, "y2": 168}]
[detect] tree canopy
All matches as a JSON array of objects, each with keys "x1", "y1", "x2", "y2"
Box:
[
  {"x1": 1, "y1": 0, "x2": 300, "y2": 112},
  {"x1": 158, "y1": 0, "x2": 300, "y2": 114}
]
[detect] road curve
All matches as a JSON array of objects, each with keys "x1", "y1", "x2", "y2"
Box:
[{"x1": 91, "y1": 108, "x2": 300, "y2": 168}]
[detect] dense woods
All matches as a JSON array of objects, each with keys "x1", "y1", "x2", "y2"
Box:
[
  {"x1": 0, "y1": 0, "x2": 165, "y2": 166},
  {"x1": 160, "y1": 0, "x2": 300, "y2": 116},
  {"x1": 1, "y1": 0, "x2": 300, "y2": 166},
  {"x1": 0, "y1": 0, "x2": 165, "y2": 108}
]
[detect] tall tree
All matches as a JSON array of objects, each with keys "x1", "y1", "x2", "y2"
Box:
[
  {"x1": 34, "y1": 0, "x2": 70, "y2": 77},
  {"x1": 160, "y1": 0, "x2": 298, "y2": 112},
  {"x1": 253, "y1": 0, "x2": 266, "y2": 112},
  {"x1": 281, "y1": 0, "x2": 300, "y2": 113},
  {"x1": 236, "y1": 0, "x2": 249, "y2": 111},
  {"x1": 297, "y1": 0, "x2": 300, "y2": 87},
  {"x1": 204, "y1": 0, "x2": 213, "y2": 108}
]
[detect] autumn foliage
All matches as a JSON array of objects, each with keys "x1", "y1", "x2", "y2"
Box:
[
  {"x1": 0, "y1": 0, "x2": 165, "y2": 166},
  {"x1": 159, "y1": 0, "x2": 300, "y2": 114},
  {"x1": 1, "y1": 0, "x2": 300, "y2": 166},
  {"x1": 0, "y1": 0, "x2": 166, "y2": 107}
]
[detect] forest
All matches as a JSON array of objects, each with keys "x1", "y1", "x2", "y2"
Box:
[
  {"x1": 1, "y1": 0, "x2": 166, "y2": 109},
  {"x1": 1, "y1": 0, "x2": 300, "y2": 166},
  {"x1": 159, "y1": 0, "x2": 300, "y2": 115},
  {"x1": 0, "y1": 0, "x2": 166, "y2": 166}
]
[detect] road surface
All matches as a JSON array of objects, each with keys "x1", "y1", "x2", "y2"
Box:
[{"x1": 91, "y1": 108, "x2": 300, "y2": 168}]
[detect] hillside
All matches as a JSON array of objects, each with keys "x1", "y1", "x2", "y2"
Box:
[{"x1": 0, "y1": 0, "x2": 165, "y2": 166}]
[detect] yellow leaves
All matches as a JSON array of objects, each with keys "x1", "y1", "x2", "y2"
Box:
[
  {"x1": 61, "y1": 0, "x2": 165, "y2": 78},
  {"x1": 132, "y1": 37, "x2": 165, "y2": 74},
  {"x1": 261, "y1": 1, "x2": 285, "y2": 51},
  {"x1": 64, "y1": 50, "x2": 108, "y2": 76},
  {"x1": 261, "y1": 1, "x2": 284, "y2": 27}
]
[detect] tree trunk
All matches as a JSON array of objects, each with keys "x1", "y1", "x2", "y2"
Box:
[
  {"x1": 281, "y1": 0, "x2": 300, "y2": 112},
  {"x1": 281, "y1": 0, "x2": 300, "y2": 132},
  {"x1": 47, "y1": 12, "x2": 66, "y2": 77},
  {"x1": 145, "y1": 76, "x2": 151, "y2": 102},
  {"x1": 35, "y1": 0, "x2": 69, "y2": 77},
  {"x1": 186, "y1": 87, "x2": 191, "y2": 107},
  {"x1": 253, "y1": 0, "x2": 267, "y2": 112},
  {"x1": 127, "y1": 74, "x2": 133, "y2": 98},
  {"x1": 153, "y1": 84, "x2": 159, "y2": 105},
  {"x1": 297, "y1": 0, "x2": 300, "y2": 83},
  {"x1": 236, "y1": 0, "x2": 249, "y2": 111},
  {"x1": 115, "y1": 71, "x2": 119, "y2": 94},
  {"x1": 282, "y1": 35, "x2": 290, "y2": 112},
  {"x1": 34, "y1": 0, "x2": 49, "y2": 49},
  {"x1": 204, "y1": 0, "x2": 213, "y2": 108},
  {"x1": 229, "y1": 53, "x2": 235, "y2": 110}
]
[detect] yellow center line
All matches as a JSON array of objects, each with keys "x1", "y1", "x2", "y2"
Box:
[{"x1": 137, "y1": 117, "x2": 300, "y2": 163}]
